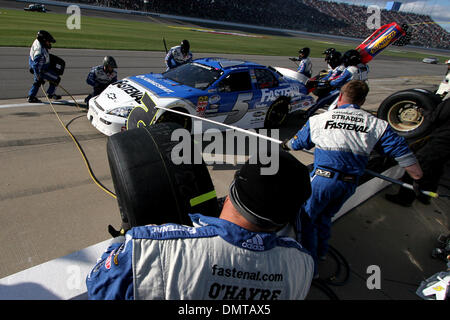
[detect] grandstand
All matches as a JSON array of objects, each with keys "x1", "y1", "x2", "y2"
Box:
[
  {"x1": 58, "y1": 0, "x2": 449, "y2": 49},
  {"x1": 301, "y1": 0, "x2": 449, "y2": 49}
]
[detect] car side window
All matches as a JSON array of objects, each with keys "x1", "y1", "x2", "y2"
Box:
[
  {"x1": 254, "y1": 68, "x2": 278, "y2": 89},
  {"x1": 218, "y1": 71, "x2": 252, "y2": 92}
]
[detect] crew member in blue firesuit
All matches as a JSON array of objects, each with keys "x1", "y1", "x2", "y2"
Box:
[
  {"x1": 312, "y1": 51, "x2": 344, "y2": 99},
  {"x1": 327, "y1": 49, "x2": 369, "y2": 89},
  {"x1": 86, "y1": 152, "x2": 315, "y2": 300},
  {"x1": 28, "y1": 30, "x2": 61, "y2": 103},
  {"x1": 282, "y1": 80, "x2": 423, "y2": 276},
  {"x1": 165, "y1": 40, "x2": 193, "y2": 71},
  {"x1": 84, "y1": 56, "x2": 118, "y2": 104},
  {"x1": 323, "y1": 48, "x2": 336, "y2": 70},
  {"x1": 321, "y1": 51, "x2": 345, "y2": 83},
  {"x1": 290, "y1": 47, "x2": 312, "y2": 78},
  {"x1": 317, "y1": 49, "x2": 370, "y2": 111}
]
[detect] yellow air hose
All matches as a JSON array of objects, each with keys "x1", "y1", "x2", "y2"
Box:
[{"x1": 41, "y1": 85, "x2": 117, "y2": 199}]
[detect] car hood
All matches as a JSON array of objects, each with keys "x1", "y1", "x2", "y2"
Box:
[
  {"x1": 274, "y1": 67, "x2": 309, "y2": 85},
  {"x1": 129, "y1": 73, "x2": 206, "y2": 98},
  {"x1": 96, "y1": 74, "x2": 203, "y2": 112}
]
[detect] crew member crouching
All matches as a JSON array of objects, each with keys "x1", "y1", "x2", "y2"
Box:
[{"x1": 85, "y1": 56, "x2": 118, "y2": 104}]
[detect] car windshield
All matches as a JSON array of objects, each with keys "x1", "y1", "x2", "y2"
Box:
[{"x1": 163, "y1": 62, "x2": 223, "y2": 90}]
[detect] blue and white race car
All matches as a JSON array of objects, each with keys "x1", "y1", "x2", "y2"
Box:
[{"x1": 87, "y1": 57, "x2": 315, "y2": 135}]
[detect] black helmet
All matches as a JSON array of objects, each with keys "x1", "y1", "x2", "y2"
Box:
[
  {"x1": 180, "y1": 40, "x2": 190, "y2": 55},
  {"x1": 103, "y1": 56, "x2": 118, "y2": 69},
  {"x1": 229, "y1": 151, "x2": 311, "y2": 229},
  {"x1": 327, "y1": 51, "x2": 342, "y2": 69},
  {"x1": 299, "y1": 47, "x2": 310, "y2": 58},
  {"x1": 37, "y1": 30, "x2": 55, "y2": 44},
  {"x1": 323, "y1": 48, "x2": 336, "y2": 56},
  {"x1": 342, "y1": 49, "x2": 361, "y2": 67}
]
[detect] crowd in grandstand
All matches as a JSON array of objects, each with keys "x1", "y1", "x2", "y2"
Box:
[
  {"x1": 59, "y1": 0, "x2": 449, "y2": 50},
  {"x1": 301, "y1": 0, "x2": 449, "y2": 49}
]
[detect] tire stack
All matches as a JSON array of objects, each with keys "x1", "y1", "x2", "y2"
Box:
[{"x1": 107, "y1": 122, "x2": 219, "y2": 229}]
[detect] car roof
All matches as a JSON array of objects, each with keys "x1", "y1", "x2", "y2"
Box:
[{"x1": 195, "y1": 57, "x2": 265, "y2": 70}]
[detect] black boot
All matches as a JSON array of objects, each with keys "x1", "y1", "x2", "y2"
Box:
[
  {"x1": 84, "y1": 95, "x2": 92, "y2": 105},
  {"x1": 27, "y1": 96, "x2": 41, "y2": 103},
  {"x1": 48, "y1": 94, "x2": 62, "y2": 100}
]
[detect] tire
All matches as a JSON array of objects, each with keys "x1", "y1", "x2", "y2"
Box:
[
  {"x1": 377, "y1": 89, "x2": 437, "y2": 139},
  {"x1": 264, "y1": 98, "x2": 289, "y2": 128},
  {"x1": 155, "y1": 108, "x2": 192, "y2": 132},
  {"x1": 107, "y1": 122, "x2": 219, "y2": 228},
  {"x1": 127, "y1": 104, "x2": 192, "y2": 132}
]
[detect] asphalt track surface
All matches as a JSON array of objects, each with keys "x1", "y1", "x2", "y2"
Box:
[{"x1": 0, "y1": 1, "x2": 449, "y2": 301}]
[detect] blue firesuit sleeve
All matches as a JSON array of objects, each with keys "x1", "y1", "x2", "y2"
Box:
[
  {"x1": 374, "y1": 125, "x2": 418, "y2": 167},
  {"x1": 86, "y1": 67, "x2": 97, "y2": 87},
  {"x1": 297, "y1": 60, "x2": 306, "y2": 73},
  {"x1": 165, "y1": 50, "x2": 176, "y2": 69},
  {"x1": 329, "y1": 69, "x2": 352, "y2": 88},
  {"x1": 320, "y1": 70, "x2": 333, "y2": 81},
  {"x1": 287, "y1": 121, "x2": 315, "y2": 150},
  {"x1": 29, "y1": 54, "x2": 45, "y2": 76},
  {"x1": 86, "y1": 237, "x2": 134, "y2": 300}
]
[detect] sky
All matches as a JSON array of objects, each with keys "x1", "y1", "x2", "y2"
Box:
[{"x1": 323, "y1": 0, "x2": 450, "y2": 32}]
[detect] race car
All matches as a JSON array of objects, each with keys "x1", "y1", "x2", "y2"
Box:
[
  {"x1": 87, "y1": 57, "x2": 315, "y2": 135},
  {"x1": 422, "y1": 57, "x2": 438, "y2": 64},
  {"x1": 24, "y1": 4, "x2": 47, "y2": 12}
]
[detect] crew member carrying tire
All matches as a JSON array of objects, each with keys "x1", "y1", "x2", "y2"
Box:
[
  {"x1": 27, "y1": 30, "x2": 62, "y2": 103},
  {"x1": 85, "y1": 56, "x2": 118, "y2": 105}
]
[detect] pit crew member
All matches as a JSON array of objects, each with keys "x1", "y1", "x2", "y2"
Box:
[
  {"x1": 27, "y1": 30, "x2": 61, "y2": 103},
  {"x1": 327, "y1": 49, "x2": 369, "y2": 89},
  {"x1": 86, "y1": 152, "x2": 314, "y2": 300},
  {"x1": 165, "y1": 40, "x2": 193, "y2": 71},
  {"x1": 323, "y1": 48, "x2": 336, "y2": 70},
  {"x1": 322, "y1": 51, "x2": 345, "y2": 82},
  {"x1": 313, "y1": 51, "x2": 344, "y2": 98},
  {"x1": 436, "y1": 59, "x2": 449, "y2": 100},
  {"x1": 290, "y1": 47, "x2": 312, "y2": 78},
  {"x1": 85, "y1": 56, "x2": 118, "y2": 104},
  {"x1": 282, "y1": 80, "x2": 423, "y2": 274}
]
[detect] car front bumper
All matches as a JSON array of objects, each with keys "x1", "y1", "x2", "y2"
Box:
[{"x1": 87, "y1": 98, "x2": 127, "y2": 136}]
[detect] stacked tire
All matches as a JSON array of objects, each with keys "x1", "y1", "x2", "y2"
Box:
[{"x1": 107, "y1": 122, "x2": 219, "y2": 228}]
